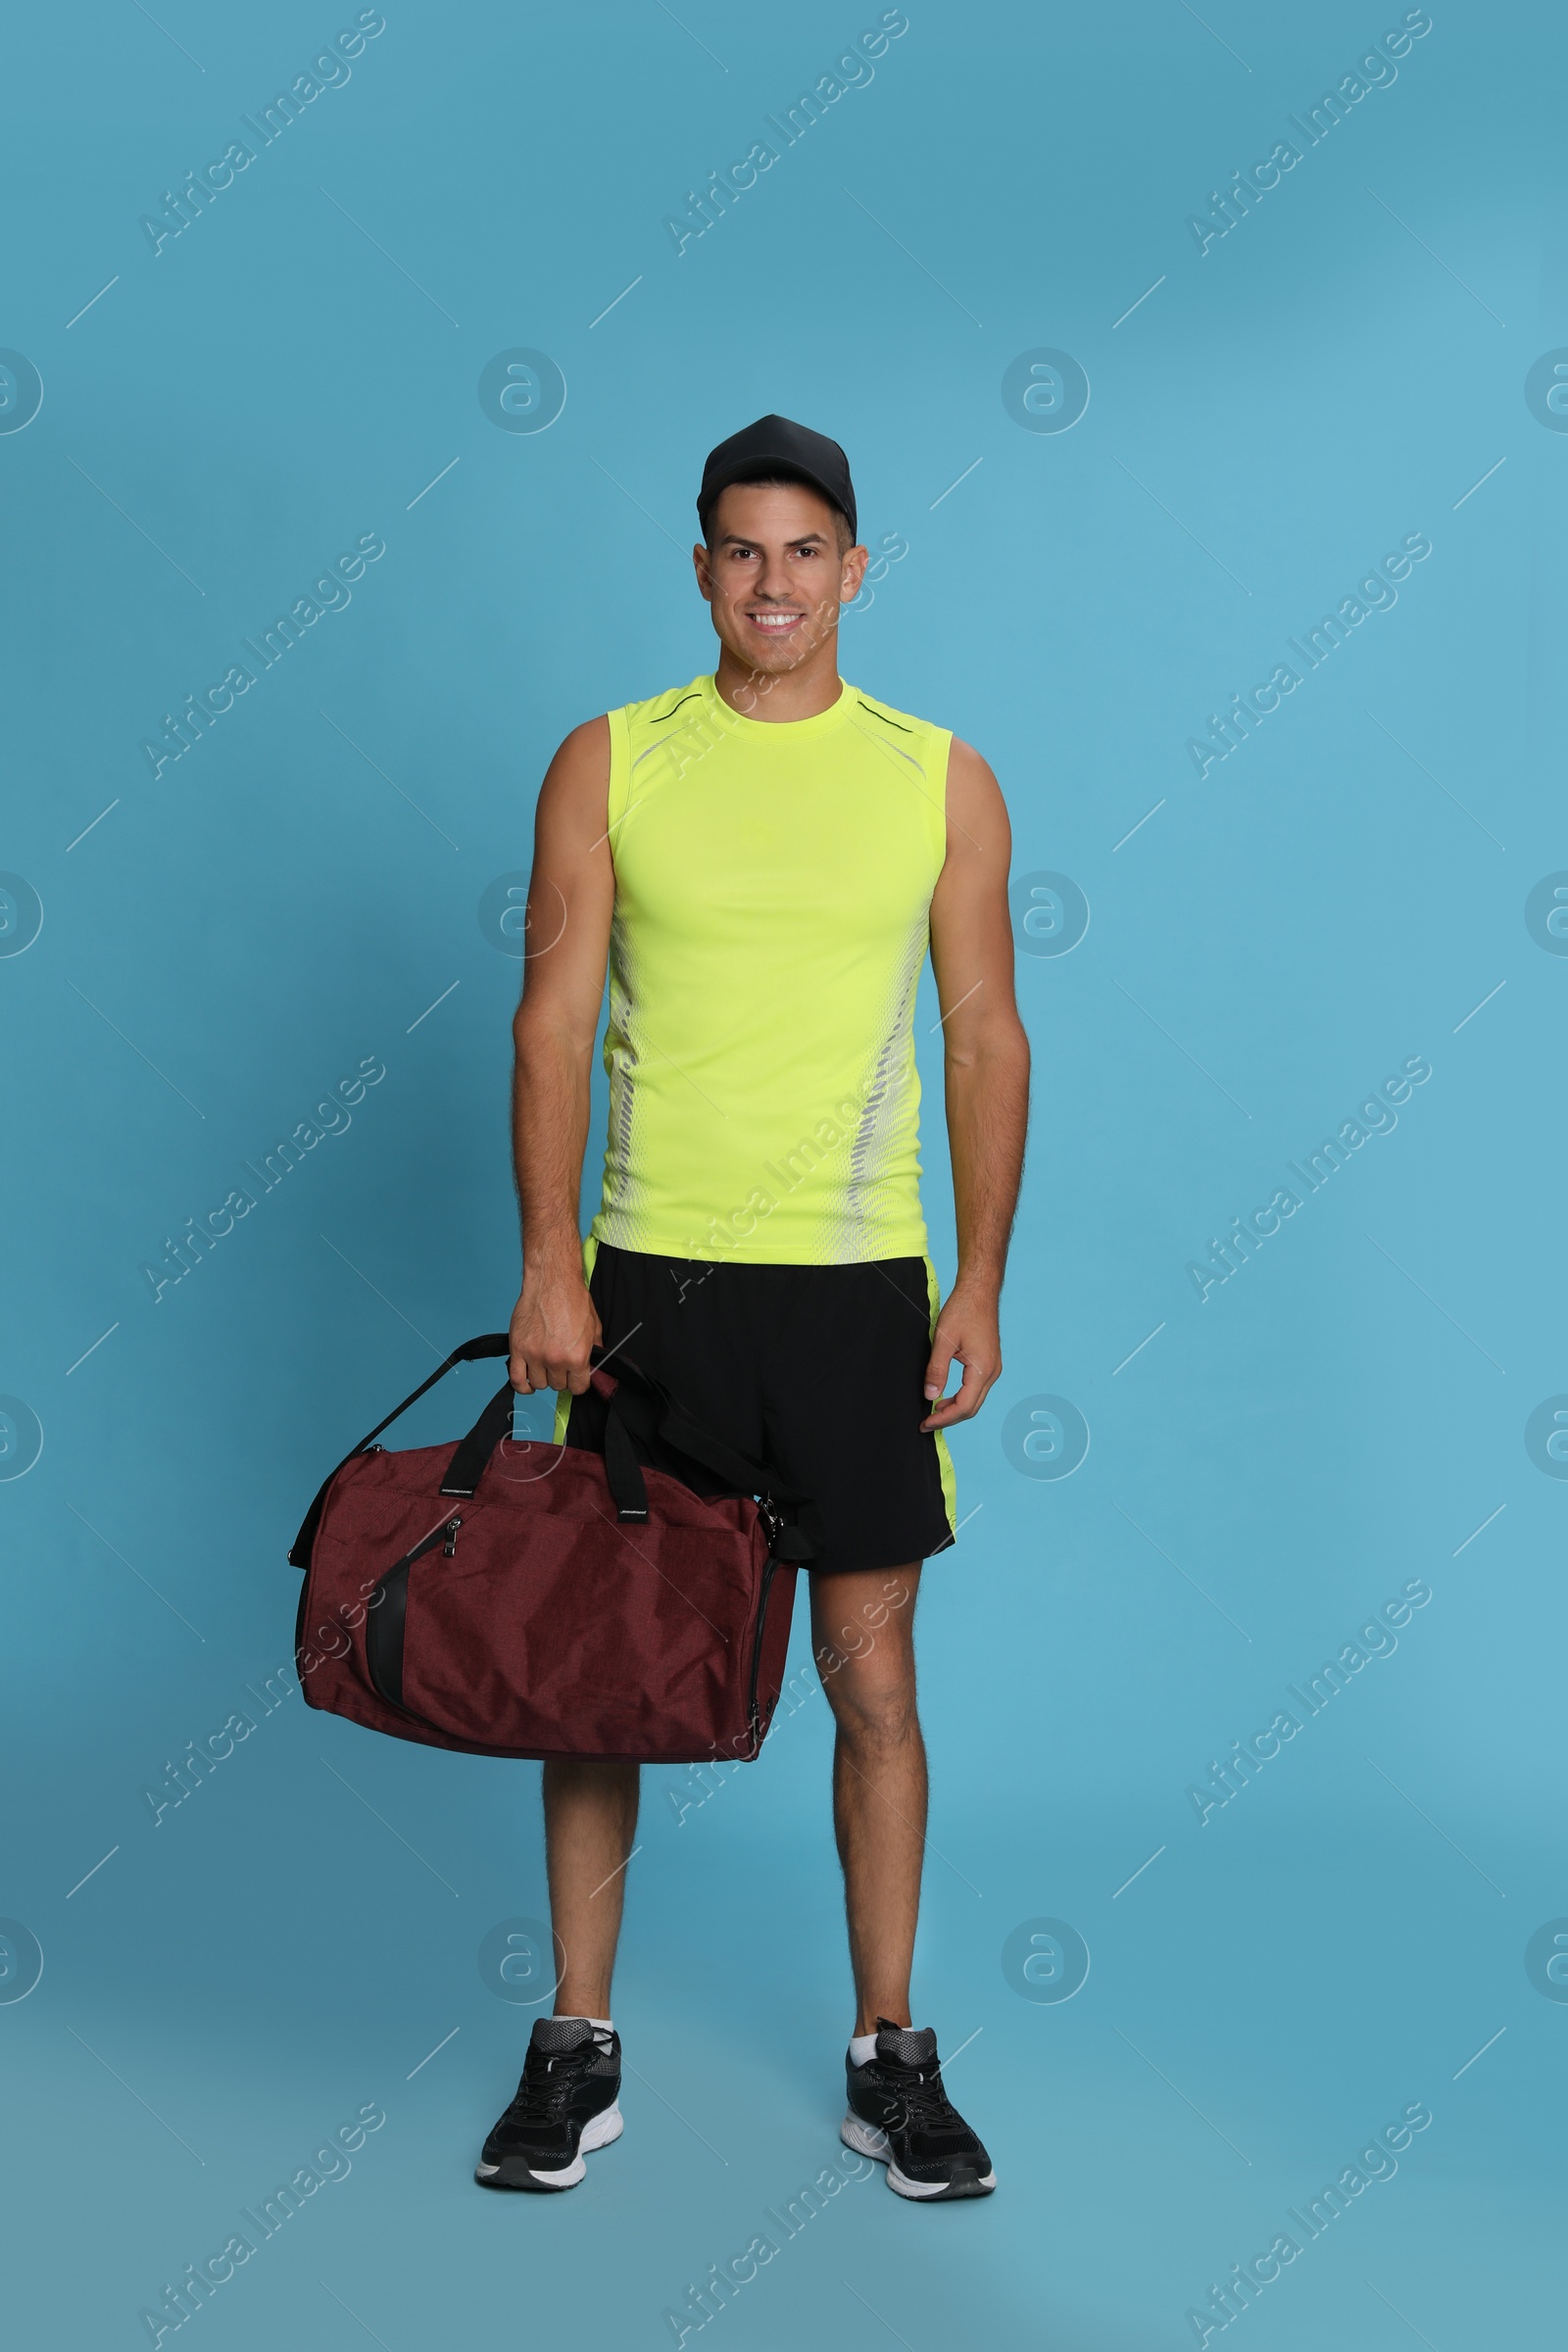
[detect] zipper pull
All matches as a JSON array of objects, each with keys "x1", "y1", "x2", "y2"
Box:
[{"x1": 442, "y1": 1515, "x2": 463, "y2": 1556}]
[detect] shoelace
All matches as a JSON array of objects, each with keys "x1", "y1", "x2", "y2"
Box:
[
  {"x1": 508, "y1": 2042, "x2": 602, "y2": 2126},
  {"x1": 878, "y1": 2063, "x2": 964, "y2": 2134}
]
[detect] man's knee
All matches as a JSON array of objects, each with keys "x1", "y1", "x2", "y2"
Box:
[{"x1": 819, "y1": 1644, "x2": 920, "y2": 1745}]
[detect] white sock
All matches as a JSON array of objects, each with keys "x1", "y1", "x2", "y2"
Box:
[
  {"x1": 587, "y1": 2016, "x2": 613, "y2": 2035},
  {"x1": 849, "y1": 2031, "x2": 878, "y2": 2067}
]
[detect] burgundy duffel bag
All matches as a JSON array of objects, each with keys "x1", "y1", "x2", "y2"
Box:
[{"x1": 288, "y1": 1334, "x2": 817, "y2": 1764}]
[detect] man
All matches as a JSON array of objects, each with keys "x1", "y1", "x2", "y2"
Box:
[{"x1": 478, "y1": 416, "x2": 1029, "y2": 2200}]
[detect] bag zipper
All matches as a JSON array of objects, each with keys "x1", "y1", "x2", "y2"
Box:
[
  {"x1": 739, "y1": 1495, "x2": 795, "y2": 1754},
  {"x1": 396, "y1": 1512, "x2": 462, "y2": 1571},
  {"x1": 744, "y1": 1555, "x2": 782, "y2": 1756}
]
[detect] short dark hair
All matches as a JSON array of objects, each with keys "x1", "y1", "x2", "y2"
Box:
[{"x1": 701, "y1": 469, "x2": 854, "y2": 554}]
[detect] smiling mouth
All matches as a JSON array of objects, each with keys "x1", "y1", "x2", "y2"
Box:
[{"x1": 746, "y1": 609, "x2": 806, "y2": 634}]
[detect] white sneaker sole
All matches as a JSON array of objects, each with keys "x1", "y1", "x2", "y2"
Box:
[
  {"x1": 840, "y1": 2110, "x2": 997, "y2": 2199},
  {"x1": 476, "y1": 2100, "x2": 623, "y2": 2190}
]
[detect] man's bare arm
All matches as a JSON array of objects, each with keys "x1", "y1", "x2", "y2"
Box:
[
  {"x1": 921, "y1": 737, "x2": 1030, "y2": 1432},
  {"x1": 509, "y1": 716, "x2": 613, "y2": 1396}
]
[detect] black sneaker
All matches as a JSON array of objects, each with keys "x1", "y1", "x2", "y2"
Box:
[
  {"x1": 842, "y1": 2018, "x2": 996, "y2": 2200},
  {"x1": 475, "y1": 2017, "x2": 623, "y2": 2191}
]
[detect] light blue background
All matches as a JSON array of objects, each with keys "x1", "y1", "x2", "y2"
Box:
[{"x1": 3, "y1": 2, "x2": 1562, "y2": 2344}]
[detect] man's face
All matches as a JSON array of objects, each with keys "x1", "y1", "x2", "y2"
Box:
[{"x1": 693, "y1": 481, "x2": 867, "y2": 676}]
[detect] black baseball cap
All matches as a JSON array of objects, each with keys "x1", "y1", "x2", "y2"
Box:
[{"x1": 698, "y1": 414, "x2": 858, "y2": 544}]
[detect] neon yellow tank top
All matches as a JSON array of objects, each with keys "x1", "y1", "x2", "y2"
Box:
[{"x1": 588, "y1": 671, "x2": 951, "y2": 1265}]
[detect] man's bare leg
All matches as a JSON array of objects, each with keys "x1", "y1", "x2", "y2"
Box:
[
  {"x1": 811, "y1": 1565, "x2": 925, "y2": 2034},
  {"x1": 542, "y1": 1759, "x2": 639, "y2": 2018}
]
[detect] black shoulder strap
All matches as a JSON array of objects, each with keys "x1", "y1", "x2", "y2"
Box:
[
  {"x1": 288, "y1": 1333, "x2": 508, "y2": 1566},
  {"x1": 355, "y1": 1332, "x2": 510, "y2": 1452}
]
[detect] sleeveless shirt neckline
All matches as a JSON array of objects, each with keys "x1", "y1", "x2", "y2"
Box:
[{"x1": 698, "y1": 671, "x2": 853, "y2": 743}]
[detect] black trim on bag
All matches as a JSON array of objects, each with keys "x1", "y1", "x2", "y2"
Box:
[{"x1": 365, "y1": 1515, "x2": 461, "y2": 1713}]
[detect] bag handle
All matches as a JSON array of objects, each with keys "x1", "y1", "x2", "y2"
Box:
[
  {"x1": 436, "y1": 1376, "x2": 650, "y2": 1519},
  {"x1": 429, "y1": 1340, "x2": 821, "y2": 1537},
  {"x1": 437, "y1": 1381, "x2": 518, "y2": 1498},
  {"x1": 289, "y1": 1329, "x2": 821, "y2": 1566},
  {"x1": 591, "y1": 1343, "x2": 821, "y2": 1554}
]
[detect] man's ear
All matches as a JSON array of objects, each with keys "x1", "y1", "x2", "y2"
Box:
[
  {"x1": 692, "y1": 541, "x2": 714, "y2": 601},
  {"x1": 839, "y1": 541, "x2": 870, "y2": 604}
]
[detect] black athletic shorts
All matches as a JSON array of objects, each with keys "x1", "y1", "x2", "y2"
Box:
[{"x1": 561, "y1": 1244, "x2": 957, "y2": 1576}]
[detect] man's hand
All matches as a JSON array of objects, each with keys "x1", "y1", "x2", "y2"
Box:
[
  {"x1": 509, "y1": 1252, "x2": 601, "y2": 1396},
  {"x1": 921, "y1": 1279, "x2": 1003, "y2": 1432}
]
